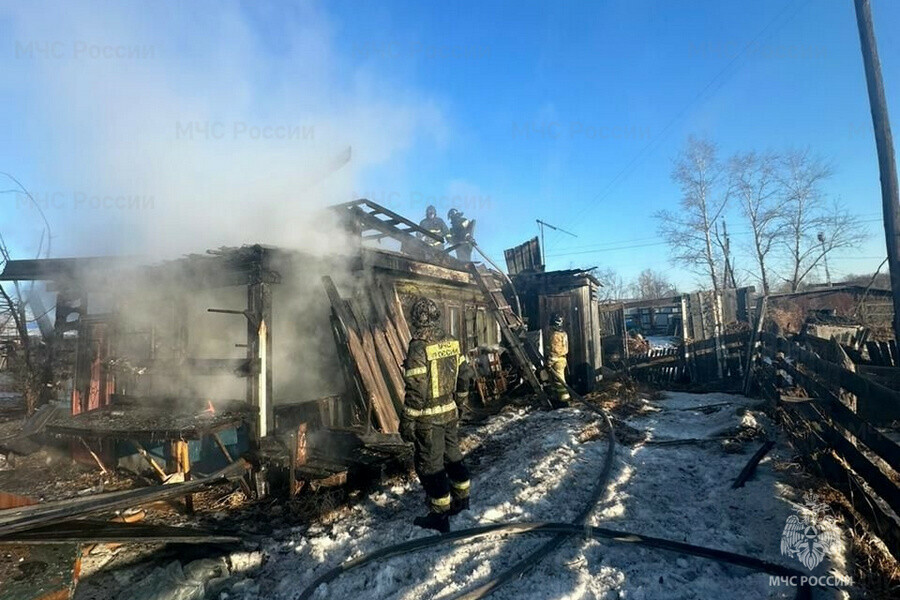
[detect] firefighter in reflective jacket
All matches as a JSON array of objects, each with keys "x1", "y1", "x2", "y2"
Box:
[
  {"x1": 547, "y1": 313, "x2": 570, "y2": 405},
  {"x1": 401, "y1": 297, "x2": 474, "y2": 532},
  {"x1": 418, "y1": 205, "x2": 449, "y2": 248}
]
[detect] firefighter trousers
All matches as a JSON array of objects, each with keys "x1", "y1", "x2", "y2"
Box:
[
  {"x1": 549, "y1": 357, "x2": 570, "y2": 404},
  {"x1": 412, "y1": 419, "x2": 470, "y2": 513}
]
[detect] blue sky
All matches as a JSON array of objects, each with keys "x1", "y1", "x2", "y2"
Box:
[{"x1": 2, "y1": 0, "x2": 899, "y2": 290}]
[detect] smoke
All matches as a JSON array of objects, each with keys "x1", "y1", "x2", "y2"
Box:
[
  {"x1": 3, "y1": 0, "x2": 447, "y2": 258},
  {"x1": 3, "y1": 2, "x2": 445, "y2": 409}
]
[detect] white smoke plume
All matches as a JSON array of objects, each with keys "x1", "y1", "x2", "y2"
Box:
[
  {"x1": 3, "y1": 0, "x2": 447, "y2": 258},
  {"x1": 3, "y1": 1, "x2": 448, "y2": 408}
]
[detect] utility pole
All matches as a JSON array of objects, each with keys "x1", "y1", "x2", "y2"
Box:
[
  {"x1": 722, "y1": 218, "x2": 737, "y2": 289},
  {"x1": 536, "y1": 219, "x2": 577, "y2": 269},
  {"x1": 817, "y1": 232, "x2": 832, "y2": 286},
  {"x1": 854, "y1": 0, "x2": 900, "y2": 342}
]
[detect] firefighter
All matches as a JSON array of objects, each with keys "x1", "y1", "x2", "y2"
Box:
[
  {"x1": 401, "y1": 297, "x2": 474, "y2": 532},
  {"x1": 547, "y1": 313, "x2": 570, "y2": 406},
  {"x1": 447, "y1": 208, "x2": 476, "y2": 262},
  {"x1": 418, "y1": 205, "x2": 449, "y2": 248}
]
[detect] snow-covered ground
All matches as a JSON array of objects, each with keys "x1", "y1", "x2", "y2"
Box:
[{"x1": 78, "y1": 392, "x2": 856, "y2": 599}]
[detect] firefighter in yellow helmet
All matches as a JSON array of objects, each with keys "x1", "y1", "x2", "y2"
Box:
[
  {"x1": 401, "y1": 297, "x2": 474, "y2": 532},
  {"x1": 547, "y1": 313, "x2": 570, "y2": 406}
]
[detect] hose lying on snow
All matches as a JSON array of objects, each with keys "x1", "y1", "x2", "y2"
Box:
[
  {"x1": 296, "y1": 521, "x2": 812, "y2": 600},
  {"x1": 298, "y1": 377, "x2": 809, "y2": 600},
  {"x1": 454, "y1": 379, "x2": 616, "y2": 600}
]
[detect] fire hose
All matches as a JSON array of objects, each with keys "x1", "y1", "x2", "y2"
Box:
[{"x1": 297, "y1": 374, "x2": 812, "y2": 600}]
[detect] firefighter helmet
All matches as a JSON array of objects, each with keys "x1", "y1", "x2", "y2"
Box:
[
  {"x1": 411, "y1": 297, "x2": 440, "y2": 327},
  {"x1": 551, "y1": 313, "x2": 564, "y2": 328},
  {"x1": 448, "y1": 208, "x2": 461, "y2": 221},
  {"x1": 426, "y1": 205, "x2": 437, "y2": 219}
]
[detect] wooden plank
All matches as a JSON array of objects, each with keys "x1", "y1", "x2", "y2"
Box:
[
  {"x1": 0, "y1": 460, "x2": 248, "y2": 537},
  {"x1": 344, "y1": 297, "x2": 399, "y2": 429},
  {"x1": 329, "y1": 315, "x2": 368, "y2": 421},
  {"x1": 867, "y1": 341, "x2": 884, "y2": 365},
  {"x1": 322, "y1": 277, "x2": 399, "y2": 433},
  {"x1": 131, "y1": 441, "x2": 168, "y2": 481},
  {"x1": 772, "y1": 353, "x2": 900, "y2": 473},
  {"x1": 78, "y1": 437, "x2": 108, "y2": 474},
  {"x1": 351, "y1": 297, "x2": 405, "y2": 417},
  {"x1": 368, "y1": 287, "x2": 406, "y2": 369},
  {"x1": 779, "y1": 405, "x2": 900, "y2": 561},
  {"x1": 790, "y1": 342, "x2": 900, "y2": 423},
  {"x1": 0, "y1": 520, "x2": 239, "y2": 544},
  {"x1": 382, "y1": 281, "x2": 411, "y2": 347},
  {"x1": 792, "y1": 402, "x2": 900, "y2": 518},
  {"x1": 211, "y1": 432, "x2": 253, "y2": 498}
]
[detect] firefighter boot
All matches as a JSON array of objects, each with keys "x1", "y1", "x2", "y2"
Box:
[
  {"x1": 414, "y1": 511, "x2": 450, "y2": 533},
  {"x1": 449, "y1": 496, "x2": 470, "y2": 515}
]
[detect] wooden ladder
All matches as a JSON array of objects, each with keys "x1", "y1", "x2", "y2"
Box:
[
  {"x1": 467, "y1": 264, "x2": 549, "y2": 405},
  {"x1": 330, "y1": 199, "x2": 463, "y2": 268}
]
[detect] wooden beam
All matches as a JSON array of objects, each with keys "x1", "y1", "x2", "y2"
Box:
[
  {"x1": 211, "y1": 432, "x2": 252, "y2": 497},
  {"x1": 131, "y1": 441, "x2": 167, "y2": 481},
  {"x1": 0, "y1": 460, "x2": 249, "y2": 537},
  {"x1": 78, "y1": 437, "x2": 108, "y2": 474}
]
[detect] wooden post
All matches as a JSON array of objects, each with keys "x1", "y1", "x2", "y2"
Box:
[
  {"x1": 854, "y1": 0, "x2": 900, "y2": 344},
  {"x1": 247, "y1": 281, "x2": 274, "y2": 441},
  {"x1": 742, "y1": 296, "x2": 768, "y2": 396},
  {"x1": 173, "y1": 439, "x2": 193, "y2": 513}
]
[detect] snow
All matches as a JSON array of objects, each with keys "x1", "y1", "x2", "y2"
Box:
[
  {"x1": 644, "y1": 336, "x2": 681, "y2": 350},
  {"x1": 82, "y1": 393, "x2": 857, "y2": 599}
]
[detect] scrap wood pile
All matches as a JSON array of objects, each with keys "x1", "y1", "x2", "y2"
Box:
[
  {"x1": 626, "y1": 333, "x2": 650, "y2": 355},
  {"x1": 0, "y1": 462, "x2": 248, "y2": 600},
  {"x1": 0, "y1": 459, "x2": 248, "y2": 543},
  {"x1": 322, "y1": 276, "x2": 411, "y2": 434}
]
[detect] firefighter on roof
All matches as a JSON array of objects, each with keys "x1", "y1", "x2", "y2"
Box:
[
  {"x1": 547, "y1": 313, "x2": 570, "y2": 406},
  {"x1": 418, "y1": 205, "x2": 449, "y2": 248},
  {"x1": 447, "y1": 208, "x2": 476, "y2": 262},
  {"x1": 401, "y1": 296, "x2": 474, "y2": 532}
]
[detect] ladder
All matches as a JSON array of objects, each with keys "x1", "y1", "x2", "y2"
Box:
[
  {"x1": 468, "y1": 264, "x2": 550, "y2": 405},
  {"x1": 331, "y1": 199, "x2": 463, "y2": 269}
]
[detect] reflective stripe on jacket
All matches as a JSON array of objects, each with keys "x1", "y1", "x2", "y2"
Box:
[{"x1": 403, "y1": 329, "x2": 472, "y2": 423}]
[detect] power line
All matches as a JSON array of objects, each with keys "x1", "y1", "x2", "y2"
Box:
[
  {"x1": 547, "y1": 240, "x2": 668, "y2": 257},
  {"x1": 547, "y1": 217, "x2": 885, "y2": 257}
]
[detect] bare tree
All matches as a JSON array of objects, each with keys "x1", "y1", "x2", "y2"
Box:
[
  {"x1": 631, "y1": 268, "x2": 678, "y2": 300},
  {"x1": 777, "y1": 149, "x2": 865, "y2": 291},
  {"x1": 0, "y1": 175, "x2": 54, "y2": 415},
  {"x1": 594, "y1": 267, "x2": 628, "y2": 303},
  {"x1": 656, "y1": 137, "x2": 728, "y2": 291},
  {"x1": 0, "y1": 280, "x2": 43, "y2": 415},
  {"x1": 729, "y1": 151, "x2": 783, "y2": 294}
]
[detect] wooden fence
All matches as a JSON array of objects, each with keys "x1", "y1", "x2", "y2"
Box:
[
  {"x1": 755, "y1": 332, "x2": 900, "y2": 561},
  {"x1": 628, "y1": 346, "x2": 684, "y2": 384},
  {"x1": 628, "y1": 331, "x2": 751, "y2": 385}
]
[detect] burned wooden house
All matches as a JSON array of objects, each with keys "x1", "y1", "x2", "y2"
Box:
[{"x1": 0, "y1": 200, "x2": 525, "y2": 495}]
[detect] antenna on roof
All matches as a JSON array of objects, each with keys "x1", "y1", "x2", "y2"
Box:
[{"x1": 536, "y1": 219, "x2": 577, "y2": 267}]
